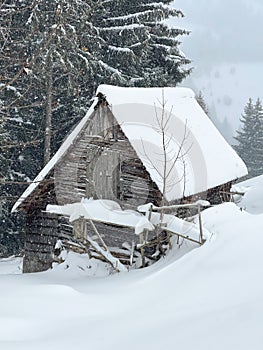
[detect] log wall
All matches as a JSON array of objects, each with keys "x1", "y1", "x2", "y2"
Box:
[
  {"x1": 22, "y1": 179, "x2": 59, "y2": 273},
  {"x1": 54, "y1": 105, "x2": 162, "y2": 209},
  {"x1": 23, "y1": 105, "x2": 162, "y2": 272},
  {"x1": 22, "y1": 103, "x2": 233, "y2": 273},
  {"x1": 23, "y1": 211, "x2": 58, "y2": 272}
]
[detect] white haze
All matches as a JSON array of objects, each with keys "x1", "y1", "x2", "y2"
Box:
[{"x1": 172, "y1": 0, "x2": 263, "y2": 140}]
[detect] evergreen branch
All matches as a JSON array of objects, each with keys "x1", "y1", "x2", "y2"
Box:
[{"x1": 0, "y1": 23, "x2": 60, "y2": 93}]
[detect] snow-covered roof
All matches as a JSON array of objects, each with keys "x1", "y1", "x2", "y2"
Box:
[
  {"x1": 46, "y1": 198, "x2": 154, "y2": 235},
  {"x1": 99, "y1": 85, "x2": 247, "y2": 201},
  {"x1": 12, "y1": 84, "x2": 247, "y2": 212}
]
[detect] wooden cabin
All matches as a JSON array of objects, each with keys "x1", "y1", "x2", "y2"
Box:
[{"x1": 12, "y1": 85, "x2": 248, "y2": 273}]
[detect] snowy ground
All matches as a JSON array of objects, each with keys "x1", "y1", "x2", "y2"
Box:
[
  {"x1": 232, "y1": 174, "x2": 263, "y2": 214},
  {"x1": 1, "y1": 179, "x2": 263, "y2": 349}
]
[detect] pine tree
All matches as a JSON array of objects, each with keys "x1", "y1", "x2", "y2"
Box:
[
  {"x1": 98, "y1": 0, "x2": 191, "y2": 86},
  {"x1": 0, "y1": 0, "x2": 191, "y2": 253},
  {"x1": 0, "y1": 90, "x2": 26, "y2": 253},
  {"x1": 234, "y1": 98, "x2": 263, "y2": 177},
  {"x1": 1, "y1": 0, "x2": 191, "y2": 187},
  {"x1": 251, "y1": 98, "x2": 263, "y2": 175},
  {"x1": 1, "y1": 0, "x2": 191, "y2": 168},
  {"x1": 16, "y1": 0, "x2": 105, "y2": 157}
]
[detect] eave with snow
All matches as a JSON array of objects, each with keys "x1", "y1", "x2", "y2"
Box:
[{"x1": 12, "y1": 85, "x2": 248, "y2": 273}]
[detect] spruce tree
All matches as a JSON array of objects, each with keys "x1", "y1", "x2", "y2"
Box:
[
  {"x1": 234, "y1": 98, "x2": 263, "y2": 177},
  {"x1": 0, "y1": 90, "x2": 26, "y2": 254},
  {"x1": 98, "y1": 0, "x2": 191, "y2": 86},
  {"x1": 0, "y1": 0, "x2": 191, "y2": 253},
  {"x1": 251, "y1": 98, "x2": 263, "y2": 176},
  {"x1": 1, "y1": 0, "x2": 191, "y2": 167}
]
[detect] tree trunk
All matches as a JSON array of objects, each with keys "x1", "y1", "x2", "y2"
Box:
[{"x1": 44, "y1": 53, "x2": 52, "y2": 165}]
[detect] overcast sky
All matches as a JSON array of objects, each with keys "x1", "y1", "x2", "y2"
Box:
[
  {"x1": 170, "y1": 0, "x2": 263, "y2": 135},
  {"x1": 173, "y1": 0, "x2": 263, "y2": 68}
]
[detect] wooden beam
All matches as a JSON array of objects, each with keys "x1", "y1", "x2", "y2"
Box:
[
  {"x1": 88, "y1": 219, "x2": 108, "y2": 251},
  {"x1": 162, "y1": 228, "x2": 202, "y2": 245},
  {"x1": 151, "y1": 202, "x2": 211, "y2": 211},
  {"x1": 219, "y1": 190, "x2": 245, "y2": 196},
  {"x1": 198, "y1": 205, "x2": 204, "y2": 244}
]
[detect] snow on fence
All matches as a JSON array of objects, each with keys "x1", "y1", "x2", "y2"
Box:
[
  {"x1": 47, "y1": 199, "x2": 211, "y2": 270},
  {"x1": 138, "y1": 200, "x2": 211, "y2": 246}
]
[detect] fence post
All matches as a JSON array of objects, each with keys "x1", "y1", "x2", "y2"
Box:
[{"x1": 198, "y1": 205, "x2": 204, "y2": 244}]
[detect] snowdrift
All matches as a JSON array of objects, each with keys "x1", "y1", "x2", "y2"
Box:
[{"x1": 1, "y1": 201, "x2": 263, "y2": 350}]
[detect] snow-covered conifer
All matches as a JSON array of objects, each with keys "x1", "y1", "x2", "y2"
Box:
[
  {"x1": 0, "y1": 0, "x2": 191, "y2": 250},
  {"x1": 234, "y1": 98, "x2": 263, "y2": 177},
  {"x1": 98, "y1": 0, "x2": 191, "y2": 86}
]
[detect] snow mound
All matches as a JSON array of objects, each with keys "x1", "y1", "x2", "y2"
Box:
[
  {"x1": 232, "y1": 174, "x2": 263, "y2": 214},
  {"x1": 1, "y1": 203, "x2": 263, "y2": 349},
  {"x1": 51, "y1": 251, "x2": 112, "y2": 278},
  {"x1": 0, "y1": 256, "x2": 22, "y2": 275},
  {"x1": 46, "y1": 198, "x2": 154, "y2": 235}
]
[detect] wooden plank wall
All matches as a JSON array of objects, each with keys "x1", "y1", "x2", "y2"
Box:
[
  {"x1": 54, "y1": 105, "x2": 162, "y2": 209},
  {"x1": 22, "y1": 103, "x2": 233, "y2": 273},
  {"x1": 22, "y1": 179, "x2": 61, "y2": 273},
  {"x1": 86, "y1": 221, "x2": 140, "y2": 249},
  {"x1": 23, "y1": 211, "x2": 59, "y2": 272},
  {"x1": 23, "y1": 105, "x2": 162, "y2": 272}
]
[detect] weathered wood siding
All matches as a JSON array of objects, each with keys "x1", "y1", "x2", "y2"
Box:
[
  {"x1": 54, "y1": 105, "x2": 162, "y2": 209},
  {"x1": 22, "y1": 179, "x2": 60, "y2": 273},
  {"x1": 22, "y1": 103, "x2": 233, "y2": 273},
  {"x1": 86, "y1": 221, "x2": 139, "y2": 248},
  {"x1": 23, "y1": 211, "x2": 58, "y2": 272},
  {"x1": 23, "y1": 104, "x2": 162, "y2": 272},
  {"x1": 206, "y1": 182, "x2": 232, "y2": 204}
]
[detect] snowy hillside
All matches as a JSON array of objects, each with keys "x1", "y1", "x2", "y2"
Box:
[
  {"x1": 172, "y1": 0, "x2": 263, "y2": 143},
  {"x1": 1, "y1": 177, "x2": 263, "y2": 350},
  {"x1": 182, "y1": 62, "x2": 263, "y2": 142}
]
